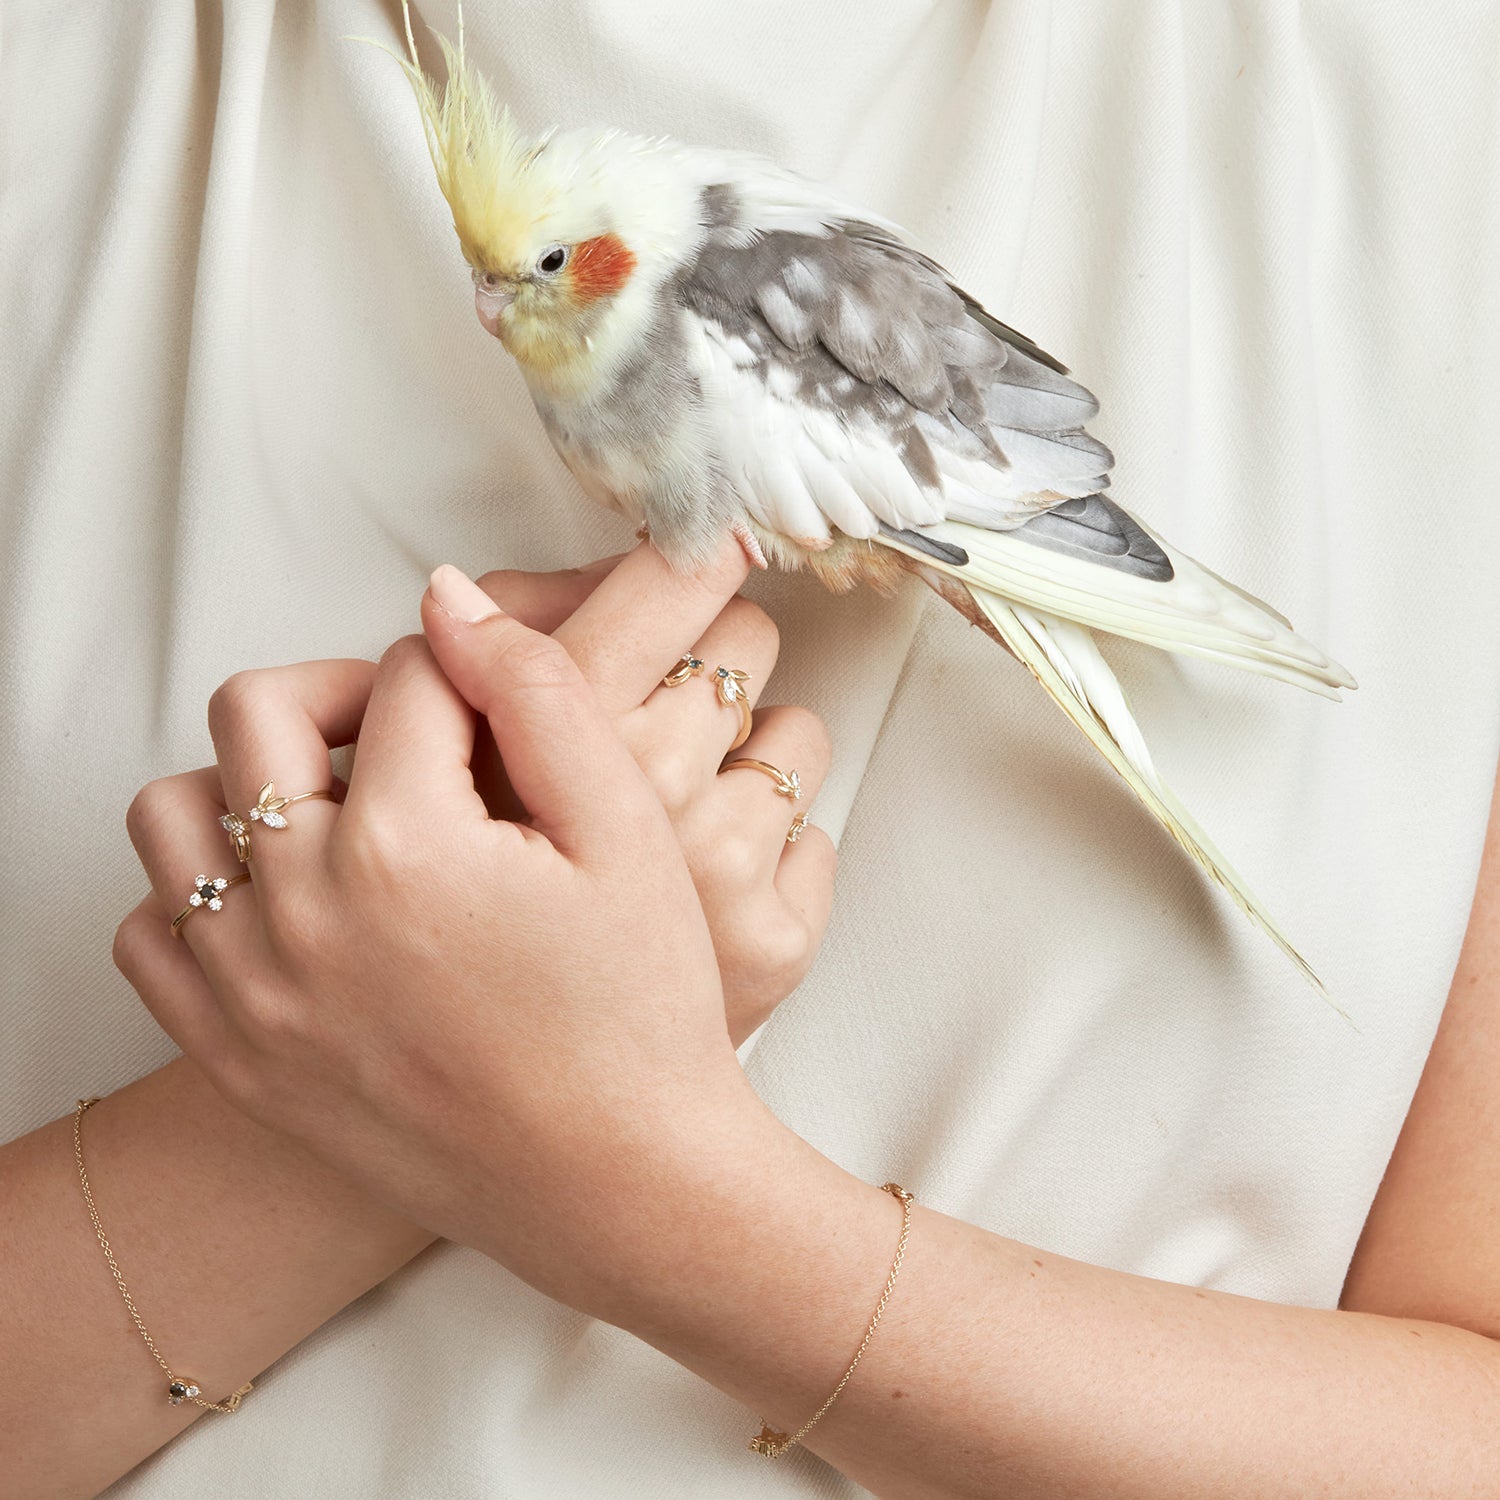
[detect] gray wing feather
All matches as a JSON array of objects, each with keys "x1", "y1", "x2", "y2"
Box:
[
  {"x1": 680, "y1": 206, "x2": 1109, "y2": 500},
  {"x1": 985, "y1": 343, "x2": 1102, "y2": 433},
  {"x1": 952, "y1": 288, "x2": 1071, "y2": 374},
  {"x1": 1009, "y1": 495, "x2": 1174, "y2": 582},
  {"x1": 878, "y1": 524, "x2": 970, "y2": 567}
]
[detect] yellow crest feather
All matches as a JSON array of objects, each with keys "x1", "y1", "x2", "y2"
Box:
[{"x1": 387, "y1": 2, "x2": 546, "y2": 273}]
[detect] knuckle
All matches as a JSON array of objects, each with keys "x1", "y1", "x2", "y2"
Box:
[
  {"x1": 716, "y1": 914, "x2": 808, "y2": 998},
  {"x1": 111, "y1": 907, "x2": 153, "y2": 980},
  {"x1": 774, "y1": 704, "x2": 832, "y2": 765},
  {"x1": 751, "y1": 915, "x2": 811, "y2": 986},
  {"x1": 334, "y1": 803, "x2": 452, "y2": 895},
  {"x1": 377, "y1": 633, "x2": 431, "y2": 676},
  {"x1": 713, "y1": 827, "x2": 763, "y2": 882},
  {"x1": 259, "y1": 884, "x2": 324, "y2": 959},
  {"x1": 206, "y1": 669, "x2": 268, "y2": 742},
  {"x1": 335, "y1": 808, "x2": 407, "y2": 884},
  {"x1": 652, "y1": 779, "x2": 693, "y2": 823},
  {"x1": 717, "y1": 596, "x2": 779, "y2": 661},
  {"x1": 642, "y1": 747, "x2": 704, "y2": 818},
  {"x1": 238, "y1": 985, "x2": 304, "y2": 1049},
  {"x1": 124, "y1": 779, "x2": 171, "y2": 848}
]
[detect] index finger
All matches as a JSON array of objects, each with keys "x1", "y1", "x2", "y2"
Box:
[
  {"x1": 473, "y1": 555, "x2": 625, "y2": 631},
  {"x1": 551, "y1": 537, "x2": 751, "y2": 715}
]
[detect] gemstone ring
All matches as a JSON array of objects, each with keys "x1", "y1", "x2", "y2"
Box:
[
  {"x1": 713, "y1": 666, "x2": 754, "y2": 750},
  {"x1": 219, "y1": 781, "x2": 335, "y2": 864},
  {"x1": 170, "y1": 872, "x2": 252, "y2": 936}
]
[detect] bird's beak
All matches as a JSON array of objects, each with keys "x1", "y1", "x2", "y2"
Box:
[{"x1": 472, "y1": 272, "x2": 517, "y2": 336}]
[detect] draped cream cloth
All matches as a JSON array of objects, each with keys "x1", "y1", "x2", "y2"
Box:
[{"x1": 3, "y1": 3, "x2": 1497, "y2": 1495}]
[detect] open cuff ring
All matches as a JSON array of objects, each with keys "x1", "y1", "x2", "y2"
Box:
[
  {"x1": 220, "y1": 781, "x2": 334, "y2": 864},
  {"x1": 660, "y1": 654, "x2": 754, "y2": 750},
  {"x1": 171, "y1": 872, "x2": 253, "y2": 936},
  {"x1": 720, "y1": 758, "x2": 802, "y2": 800},
  {"x1": 661, "y1": 652, "x2": 705, "y2": 687}
]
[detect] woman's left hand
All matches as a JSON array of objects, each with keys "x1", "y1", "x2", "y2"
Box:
[{"x1": 115, "y1": 545, "x2": 817, "y2": 1317}]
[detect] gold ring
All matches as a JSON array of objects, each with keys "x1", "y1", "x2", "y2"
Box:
[
  {"x1": 219, "y1": 811, "x2": 253, "y2": 864},
  {"x1": 712, "y1": 666, "x2": 753, "y2": 751},
  {"x1": 786, "y1": 813, "x2": 811, "y2": 844},
  {"x1": 661, "y1": 653, "x2": 704, "y2": 687},
  {"x1": 721, "y1": 758, "x2": 802, "y2": 800},
  {"x1": 170, "y1": 872, "x2": 253, "y2": 936},
  {"x1": 219, "y1": 781, "x2": 334, "y2": 862}
]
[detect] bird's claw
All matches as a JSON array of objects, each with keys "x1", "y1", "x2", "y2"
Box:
[
  {"x1": 732, "y1": 521, "x2": 769, "y2": 570},
  {"x1": 634, "y1": 519, "x2": 766, "y2": 570}
]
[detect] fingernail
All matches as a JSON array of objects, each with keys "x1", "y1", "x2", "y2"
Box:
[{"x1": 429, "y1": 564, "x2": 503, "y2": 623}]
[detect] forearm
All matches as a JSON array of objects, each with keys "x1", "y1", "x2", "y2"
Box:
[
  {"x1": 592, "y1": 1105, "x2": 1500, "y2": 1500},
  {"x1": 0, "y1": 1058, "x2": 435, "y2": 1499}
]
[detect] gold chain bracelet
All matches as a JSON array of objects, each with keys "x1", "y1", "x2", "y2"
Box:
[
  {"x1": 72, "y1": 1098, "x2": 254, "y2": 1414},
  {"x1": 749, "y1": 1181, "x2": 914, "y2": 1459}
]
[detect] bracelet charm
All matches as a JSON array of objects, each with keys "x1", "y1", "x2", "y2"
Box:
[{"x1": 72, "y1": 1097, "x2": 254, "y2": 1415}]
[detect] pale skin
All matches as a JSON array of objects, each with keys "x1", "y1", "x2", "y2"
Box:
[
  {"x1": 0, "y1": 544, "x2": 836, "y2": 1498},
  {"x1": 2, "y1": 542, "x2": 1498, "y2": 1498}
]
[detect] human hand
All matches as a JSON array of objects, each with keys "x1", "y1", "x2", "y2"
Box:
[
  {"x1": 113, "y1": 545, "x2": 827, "y2": 1313},
  {"x1": 458, "y1": 543, "x2": 836, "y2": 1045},
  {"x1": 118, "y1": 544, "x2": 834, "y2": 1086}
]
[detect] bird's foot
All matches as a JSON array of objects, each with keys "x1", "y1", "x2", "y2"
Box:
[{"x1": 732, "y1": 521, "x2": 769, "y2": 570}]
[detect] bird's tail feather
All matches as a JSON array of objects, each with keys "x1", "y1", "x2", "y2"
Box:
[
  {"x1": 963, "y1": 584, "x2": 1332, "y2": 1001},
  {"x1": 884, "y1": 519, "x2": 1356, "y2": 699}
]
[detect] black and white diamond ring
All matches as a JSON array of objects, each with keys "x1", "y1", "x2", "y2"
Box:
[{"x1": 170, "y1": 873, "x2": 252, "y2": 937}]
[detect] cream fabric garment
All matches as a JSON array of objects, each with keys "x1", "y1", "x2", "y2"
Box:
[{"x1": 3, "y1": 2, "x2": 1498, "y2": 1495}]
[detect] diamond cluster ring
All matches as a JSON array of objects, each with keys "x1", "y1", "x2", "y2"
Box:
[{"x1": 170, "y1": 872, "x2": 252, "y2": 936}]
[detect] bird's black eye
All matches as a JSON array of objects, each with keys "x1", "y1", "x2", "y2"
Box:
[{"x1": 536, "y1": 245, "x2": 569, "y2": 276}]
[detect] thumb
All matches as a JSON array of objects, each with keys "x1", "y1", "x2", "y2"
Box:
[{"x1": 421, "y1": 563, "x2": 654, "y2": 853}]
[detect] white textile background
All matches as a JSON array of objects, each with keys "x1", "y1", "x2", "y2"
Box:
[{"x1": 2, "y1": 2, "x2": 1498, "y2": 1495}]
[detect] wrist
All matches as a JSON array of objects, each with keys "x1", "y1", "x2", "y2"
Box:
[
  {"x1": 149, "y1": 1057, "x2": 437, "y2": 1261},
  {"x1": 563, "y1": 1092, "x2": 906, "y2": 1439},
  {"x1": 462, "y1": 1051, "x2": 767, "y2": 1310}
]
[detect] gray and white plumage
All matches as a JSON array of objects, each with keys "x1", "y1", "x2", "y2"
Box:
[{"x1": 679, "y1": 210, "x2": 1115, "y2": 542}]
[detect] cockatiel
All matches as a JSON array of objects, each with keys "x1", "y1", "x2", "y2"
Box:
[{"x1": 383, "y1": 7, "x2": 1354, "y2": 991}]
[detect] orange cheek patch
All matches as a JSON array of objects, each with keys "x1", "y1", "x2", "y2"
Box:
[{"x1": 568, "y1": 234, "x2": 637, "y2": 304}]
